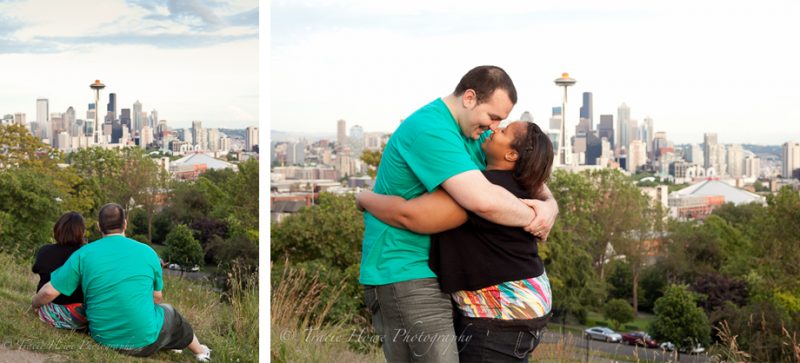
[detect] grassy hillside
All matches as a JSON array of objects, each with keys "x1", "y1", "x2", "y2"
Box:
[{"x1": 0, "y1": 253, "x2": 257, "y2": 362}]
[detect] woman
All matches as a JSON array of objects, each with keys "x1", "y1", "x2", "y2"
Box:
[
  {"x1": 32, "y1": 212, "x2": 88, "y2": 330},
  {"x1": 357, "y1": 121, "x2": 554, "y2": 362}
]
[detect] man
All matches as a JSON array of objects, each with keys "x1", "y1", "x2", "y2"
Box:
[
  {"x1": 31, "y1": 203, "x2": 211, "y2": 361},
  {"x1": 360, "y1": 65, "x2": 559, "y2": 362}
]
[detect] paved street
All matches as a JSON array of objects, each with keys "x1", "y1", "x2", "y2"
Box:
[{"x1": 540, "y1": 331, "x2": 711, "y2": 363}]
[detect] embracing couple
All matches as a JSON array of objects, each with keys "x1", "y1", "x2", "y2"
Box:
[
  {"x1": 357, "y1": 65, "x2": 558, "y2": 362},
  {"x1": 30, "y1": 203, "x2": 211, "y2": 361}
]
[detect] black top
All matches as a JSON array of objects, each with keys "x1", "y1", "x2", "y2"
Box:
[
  {"x1": 429, "y1": 170, "x2": 545, "y2": 293},
  {"x1": 32, "y1": 244, "x2": 84, "y2": 305}
]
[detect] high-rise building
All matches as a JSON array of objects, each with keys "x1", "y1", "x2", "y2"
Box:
[
  {"x1": 575, "y1": 118, "x2": 592, "y2": 136},
  {"x1": 119, "y1": 108, "x2": 131, "y2": 134},
  {"x1": 364, "y1": 132, "x2": 385, "y2": 151},
  {"x1": 598, "y1": 114, "x2": 614, "y2": 147},
  {"x1": 579, "y1": 92, "x2": 593, "y2": 124},
  {"x1": 783, "y1": 141, "x2": 800, "y2": 178},
  {"x1": 245, "y1": 126, "x2": 259, "y2": 152},
  {"x1": 191, "y1": 121, "x2": 205, "y2": 150},
  {"x1": 50, "y1": 112, "x2": 64, "y2": 141},
  {"x1": 585, "y1": 133, "x2": 602, "y2": 165},
  {"x1": 689, "y1": 144, "x2": 704, "y2": 166},
  {"x1": 519, "y1": 111, "x2": 533, "y2": 122},
  {"x1": 726, "y1": 144, "x2": 744, "y2": 178},
  {"x1": 207, "y1": 128, "x2": 220, "y2": 152},
  {"x1": 287, "y1": 141, "x2": 306, "y2": 165},
  {"x1": 349, "y1": 124, "x2": 364, "y2": 157},
  {"x1": 36, "y1": 98, "x2": 49, "y2": 139},
  {"x1": 643, "y1": 117, "x2": 654, "y2": 156},
  {"x1": 628, "y1": 139, "x2": 647, "y2": 172},
  {"x1": 744, "y1": 155, "x2": 761, "y2": 178},
  {"x1": 337, "y1": 119, "x2": 347, "y2": 147},
  {"x1": 628, "y1": 118, "x2": 639, "y2": 144},
  {"x1": 13, "y1": 112, "x2": 26, "y2": 125},
  {"x1": 140, "y1": 126, "x2": 153, "y2": 149},
  {"x1": 703, "y1": 133, "x2": 718, "y2": 169},
  {"x1": 652, "y1": 131, "x2": 668, "y2": 160},
  {"x1": 132, "y1": 100, "x2": 143, "y2": 135},
  {"x1": 107, "y1": 93, "x2": 117, "y2": 120},
  {"x1": 149, "y1": 110, "x2": 158, "y2": 129},
  {"x1": 617, "y1": 103, "x2": 630, "y2": 152}
]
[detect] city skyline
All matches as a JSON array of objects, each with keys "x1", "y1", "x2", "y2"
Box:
[
  {"x1": 0, "y1": 0, "x2": 258, "y2": 129},
  {"x1": 271, "y1": 0, "x2": 800, "y2": 145}
]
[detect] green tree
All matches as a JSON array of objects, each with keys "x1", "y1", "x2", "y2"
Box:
[
  {"x1": 650, "y1": 284, "x2": 711, "y2": 350},
  {"x1": 164, "y1": 224, "x2": 203, "y2": 274},
  {"x1": 604, "y1": 298, "x2": 635, "y2": 330},
  {"x1": 0, "y1": 168, "x2": 62, "y2": 258},
  {"x1": 0, "y1": 124, "x2": 61, "y2": 169}
]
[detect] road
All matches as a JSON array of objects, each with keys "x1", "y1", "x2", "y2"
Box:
[{"x1": 540, "y1": 331, "x2": 711, "y2": 363}]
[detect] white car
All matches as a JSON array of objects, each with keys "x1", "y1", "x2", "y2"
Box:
[
  {"x1": 190, "y1": 265, "x2": 200, "y2": 272},
  {"x1": 659, "y1": 342, "x2": 675, "y2": 351},
  {"x1": 168, "y1": 263, "x2": 181, "y2": 270},
  {"x1": 679, "y1": 343, "x2": 705, "y2": 354},
  {"x1": 584, "y1": 327, "x2": 622, "y2": 343}
]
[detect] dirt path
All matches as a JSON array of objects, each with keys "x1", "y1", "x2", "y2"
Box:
[{"x1": 0, "y1": 345, "x2": 63, "y2": 363}]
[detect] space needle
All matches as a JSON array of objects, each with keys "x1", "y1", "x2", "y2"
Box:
[
  {"x1": 90, "y1": 80, "x2": 105, "y2": 145},
  {"x1": 554, "y1": 73, "x2": 576, "y2": 166}
]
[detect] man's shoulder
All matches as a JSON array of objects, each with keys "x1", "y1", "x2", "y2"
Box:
[{"x1": 397, "y1": 99, "x2": 456, "y2": 133}]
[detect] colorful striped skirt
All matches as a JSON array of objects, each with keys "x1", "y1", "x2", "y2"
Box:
[{"x1": 37, "y1": 302, "x2": 88, "y2": 330}]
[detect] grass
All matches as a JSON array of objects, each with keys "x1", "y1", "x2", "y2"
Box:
[{"x1": 0, "y1": 252, "x2": 257, "y2": 362}]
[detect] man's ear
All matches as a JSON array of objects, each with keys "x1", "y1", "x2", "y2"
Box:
[
  {"x1": 122, "y1": 219, "x2": 128, "y2": 233},
  {"x1": 462, "y1": 89, "x2": 477, "y2": 109},
  {"x1": 505, "y1": 151, "x2": 519, "y2": 162}
]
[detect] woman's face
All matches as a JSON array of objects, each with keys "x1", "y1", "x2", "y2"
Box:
[{"x1": 482, "y1": 121, "x2": 526, "y2": 163}]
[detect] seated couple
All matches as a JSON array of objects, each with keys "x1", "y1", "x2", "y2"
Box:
[{"x1": 30, "y1": 203, "x2": 211, "y2": 361}]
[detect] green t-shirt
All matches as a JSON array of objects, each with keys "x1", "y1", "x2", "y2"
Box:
[
  {"x1": 50, "y1": 235, "x2": 165, "y2": 349},
  {"x1": 359, "y1": 98, "x2": 488, "y2": 285}
]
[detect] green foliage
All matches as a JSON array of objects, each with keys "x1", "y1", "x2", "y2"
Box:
[
  {"x1": 164, "y1": 224, "x2": 203, "y2": 270},
  {"x1": 650, "y1": 284, "x2": 711, "y2": 349},
  {"x1": 638, "y1": 265, "x2": 667, "y2": 312},
  {"x1": 607, "y1": 260, "x2": 633, "y2": 301},
  {"x1": 0, "y1": 168, "x2": 61, "y2": 258},
  {"x1": 604, "y1": 298, "x2": 635, "y2": 330}
]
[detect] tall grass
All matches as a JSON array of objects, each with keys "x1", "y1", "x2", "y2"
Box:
[
  {"x1": 0, "y1": 252, "x2": 258, "y2": 362},
  {"x1": 270, "y1": 262, "x2": 383, "y2": 363}
]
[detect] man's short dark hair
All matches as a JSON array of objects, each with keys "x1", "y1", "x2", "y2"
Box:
[
  {"x1": 454, "y1": 65, "x2": 518, "y2": 105},
  {"x1": 98, "y1": 203, "x2": 126, "y2": 234},
  {"x1": 53, "y1": 212, "x2": 86, "y2": 247}
]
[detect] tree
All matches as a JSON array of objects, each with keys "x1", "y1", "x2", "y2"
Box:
[
  {"x1": 650, "y1": 284, "x2": 711, "y2": 350},
  {"x1": 164, "y1": 224, "x2": 203, "y2": 275},
  {"x1": 604, "y1": 298, "x2": 635, "y2": 330},
  {"x1": 0, "y1": 168, "x2": 62, "y2": 258},
  {"x1": 0, "y1": 124, "x2": 60, "y2": 169}
]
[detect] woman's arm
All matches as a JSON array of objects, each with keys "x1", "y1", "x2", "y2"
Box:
[{"x1": 356, "y1": 189, "x2": 468, "y2": 234}]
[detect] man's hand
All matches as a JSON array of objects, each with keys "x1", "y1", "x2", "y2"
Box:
[
  {"x1": 31, "y1": 282, "x2": 60, "y2": 310},
  {"x1": 521, "y1": 199, "x2": 558, "y2": 241}
]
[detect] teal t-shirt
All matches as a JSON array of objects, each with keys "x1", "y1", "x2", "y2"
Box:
[
  {"x1": 50, "y1": 235, "x2": 165, "y2": 349},
  {"x1": 359, "y1": 98, "x2": 488, "y2": 285}
]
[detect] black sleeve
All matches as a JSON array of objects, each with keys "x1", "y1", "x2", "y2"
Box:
[{"x1": 32, "y1": 246, "x2": 43, "y2": 274}]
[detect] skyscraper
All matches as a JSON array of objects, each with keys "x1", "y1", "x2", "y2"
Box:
[
  {"x1": 36, "y1": 98, "x2": 49, "y2": 140},
  {"x1": 783, "y1": 141, "x2": 800, "y2": 178},
  {"x1": 628, "y1": 139, "x2": 647, "y2": 172},
  {"x1": 703, "y1": 133, "x2": 718, "y2": 169},
  {"x1": 132, "y1": 100, "x2": 143, "y2": 136},
  {"x1": 337, "y1": 119, "x2": 347, "y2": 147},
  {"x1": 349, "y1": 124, "x2": 364, "y2": 157},
  {"x1": 744, "y1": 155, "x2": 760, "y2": 178},
  {"x1": 120, "y1": 108, "x2": 131, "y2": 134},
  {"x1": 65, "y1": 107, "x2": 76, "y2": 137},
  {"x1": 149, "y1": 109, "x2": 158, "y2": 129},
  {"x1": 107, "y1": 93, "x2": 117, "y2": 121},
  {"x1": 579, "y1": 92, "x2": 593, "y2": 124},
  {"x1": 617, "y1": 103, "x2": 630, "y2": 152},
  {"x1": 13, "y1": 113, "x2": 25, "y2": 125},
  {"x1": 726, "y1": 144, "x2": 744, "y2": 178},
  {"x1": 643, "y1": 117, "x2": 654, "y2": 156},
  {"x1": 652, "y1": 131, "x2": 668, "y2": 160},
  {"x1": 207, "y1": 128, "x2": 220, "y2": 152},
  {"x1": 245, "y1": 126, "x2": 259, "y2": 152},
  {"x1": 191, "y1": 121, "x2": 204, "y2": 150},
  {"x1": 549, "y1": 107, "x2": 562, "y2": 131},
  {"x1": 598, "y1": 114, "x2": 614, "y2": 147}
]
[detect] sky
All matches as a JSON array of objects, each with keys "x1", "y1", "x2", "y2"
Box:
[
  {"x1": 0, "y1": 0, "x2": 258, "y2": 130},
  {"x1": 270, "y1": 0, "x2": 800, "y2": 145}
]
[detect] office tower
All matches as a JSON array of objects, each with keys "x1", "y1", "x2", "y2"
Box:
[
  {"x1": 132, "y1": 100, "x2": 143, "y2": 136},
  {"x1": 50, "y1": 112, "x2": 64, "y2": 141},
  {"x1": 245, "y1": 126, "x2": 259, "y2": 152},
  {"x1": 628, "y1": 118, "x2": 639, "y2": 144},
  {"x1": 349, "y1": 124, "x2": 364, "y2": 157},
  {"x1": 579, "y1": 92, "x2": 593, "y2": 124},
  {"x1": 628, "y1": 140, "x2": 647, "y2": 172},
  {"x1": 688, "y1": 144, "x2": 704, "y2": 166},
  {"x1": 149, "y1": 110, "x2": 158, "y2": 129},
  {"x1": 549, "y1": 107, "x2": 562, "y2": 131},
  {"x1": 652, "y1": 132, "x2": 668, "y2": 160},
  {"x1": 598, "y1": 114, "x2": 614, "y2": 147},
  {"x1": 519, "y1": 111, "x2": 533, "y2": 122},
  {"x1": 643, "y1": 117, "x2": 654, "y2": 155},
  {"x1": 337, "y1": 119, "x2": 347, "y2": 147},
  {"x1": 107, "y1": 93, "x2": 117, "y2": 120},
  {"x1": 365, "y1": 132, "x2": 385, "y2": 151},
  {"x1": 36, "y1": 98, "x2": 49, "y2": 139},
  {"x1": 207, "y1": 128, "x2": 220, "y2": 152},
  {"x1": 140, "y1": 126, "x2": 153, "y2": 149},
  {"x1": 617, "y1": 103, "x2": 630, "y2": 152},
  {"x1": 63, "y1": 106, "x2": 75, "y2": 136},
  {"x1": 118, "y1": 108, "x2": 131, "y2": 133},
  {"x1": 783, "y1": 141, "x2": 800, "y2": 178},
  {"x1": 56, "y1": 132, "x2": 70, "y2": 151},
  {"x1": 191, "y1": 121, "x2": 204, "y2": 150},
  {"x1": 13, "y1": 113, "x2": 26, "y2": 125},
  {"x1": 575, "y1": 118, "x2": 592, "y2": 136},
  {"x1": 182, "y1": 128, "x2": 193, "y2": 145},
  {"x1": 287, "y1": 141, "x2": 306, "y2": 165},
  {"x1": 744, "y1": 155, "x2": 760, "y2": 178},
  {"x1": 703, "y1": 133, "x2": 718, "y2": 169},
  {"x1": 713, "y1": 144, "x2": 727, "y2": 176},
  {"x1": 219, "y1": 137, "x2": 230, "y2": 152},
  {"x1": 585, "y1": 133, "x2": 602, "y2": 165},
  {"x1": 726, "y1": 144, "x2": 745, "y2": 178}
]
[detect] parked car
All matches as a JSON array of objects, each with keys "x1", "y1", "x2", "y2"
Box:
[
  {"x1": 190, "y1": 265, "x2": 200, "y2": 272},
  {"x1": 168, "y1": 263, "x2": 181, "y2": 270},
  {"x1": 659, "y1": 341, "x2": 675, "y2": 351},
  {"x1": 622, "y1": 331, "x2": 659, "y2": 348},
  {"x1": 679, "y1": 343, "x2": 705, "y2": 354},
  {"x1": 584, "y1": 327, "x2": 622, "y2": 343}
]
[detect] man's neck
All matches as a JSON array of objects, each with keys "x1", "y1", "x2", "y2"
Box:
[
  {"x1": 102, "y1": 232, "x2": 125, "y2": 238},
  {"x1": 441, "y1": 94, "x2": 460, "y2": 125}
]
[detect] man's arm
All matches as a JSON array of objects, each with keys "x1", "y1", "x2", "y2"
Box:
[
  {"x1": 522, "y1": 183, "x2": 559, "y2": 241},
  {"x1": 153, "y1": 290, "x2": 163, "y2": 304},
  {"x1": 441, "y1": 170, "x2": 558, "y2": 238},
  {"x1": 357, "y1": 189, "x2": 468, "y2": 234},
  {"x1": 31, "y1": 282, "x2": 61, "y2": 310}
]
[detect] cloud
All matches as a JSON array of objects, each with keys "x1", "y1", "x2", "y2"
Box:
[
  {"x1": 35, "y1": 32, "x2": 255, "y2": 49},
  {"x1": 226, "y1": 8, "x2": 258, "y2": 26}
]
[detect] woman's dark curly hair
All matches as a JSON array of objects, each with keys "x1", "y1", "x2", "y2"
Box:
[{"x1": 510, "y1": 122, "x2": 554, "y2": 198}]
